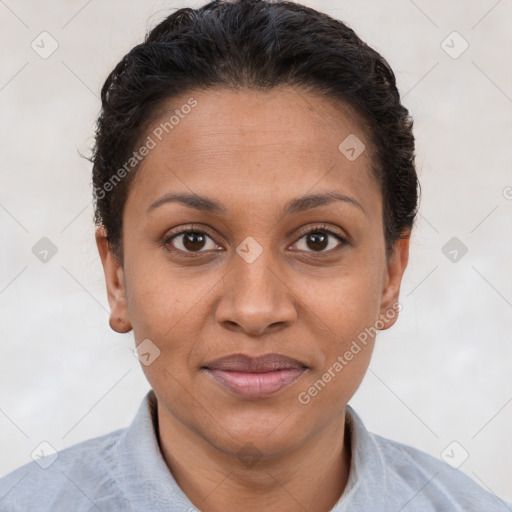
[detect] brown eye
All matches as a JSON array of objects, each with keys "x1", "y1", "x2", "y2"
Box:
[
  {"x1": 305, "y1": 232, "x2": 329, "y2": 251},
  {"x1": 292, "y1": 228, "x2": 346, "y2": 253},
  {"x1": 166, "y1": 230, "x2": 219, "y2": 253},
  {"x1": 182, "y1": 232, "x2": 206, "y2": 251}
]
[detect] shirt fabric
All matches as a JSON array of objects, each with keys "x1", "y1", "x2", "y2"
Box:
[{"x1": 0, "y1": 390, "x2": 509, "y2": 511}]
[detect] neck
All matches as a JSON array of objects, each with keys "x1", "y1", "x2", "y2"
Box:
[{"x1": 156, "y1": 402, "x2": 351, "y2": 512}]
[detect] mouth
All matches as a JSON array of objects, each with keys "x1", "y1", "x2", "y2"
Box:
[{"x1": 202, "y1": 353, "x2": 308, "y2": 399}]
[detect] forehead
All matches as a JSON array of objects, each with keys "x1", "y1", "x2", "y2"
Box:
[{"x1": 128, "y1": 86, "x2": 380, "y2": 218}]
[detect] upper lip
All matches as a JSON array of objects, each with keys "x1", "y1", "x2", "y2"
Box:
[{"x1": 203, "y1": 353, "x2": 307, "y2": 373}]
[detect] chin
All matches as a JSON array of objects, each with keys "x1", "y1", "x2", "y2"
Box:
[{"x1": 204, "y1": 404, "x2": 311, "y2": 456}]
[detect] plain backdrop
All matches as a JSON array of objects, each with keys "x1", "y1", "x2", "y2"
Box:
[{"x1": 1, "y1": 0, "x2": 511, "y2": 503}]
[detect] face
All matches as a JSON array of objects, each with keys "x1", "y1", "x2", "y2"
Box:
[{"x1": 97, "y1": 86, "x2": 409, "y2": 459}]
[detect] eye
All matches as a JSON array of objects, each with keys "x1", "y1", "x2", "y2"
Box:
[
  {"x1": 163, "y1": 224, "x2": 348, "y2": 257},
  {"x1": 165, "y1": 228, "x2": 221, "y2": 255},
  {"x1": 291, "y1": 225, "x2": 347, "y2": 254}
]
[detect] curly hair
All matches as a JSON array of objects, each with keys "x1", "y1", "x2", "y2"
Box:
[{"x1": 92, "y1": 0, "x2": 419, "y2": 260}]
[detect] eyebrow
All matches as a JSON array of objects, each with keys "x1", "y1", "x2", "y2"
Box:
[{"x1": 147, "y1": 191, "x2": 365, "y2": 216}]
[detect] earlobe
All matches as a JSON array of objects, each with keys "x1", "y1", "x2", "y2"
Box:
[
  {"x1": 109, "y1": 315, "x2": 132, "y2": 334},
  {"x1": 378, "y1": 231, "x2": 411, "y2": 330},
  {"x1": 95, "y1": 226, "x2": 133, "y2": 334}
]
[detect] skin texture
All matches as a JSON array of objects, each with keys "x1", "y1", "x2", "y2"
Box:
[{"x1": 96, "y1": 86, "x2": 410, "y2": 512}]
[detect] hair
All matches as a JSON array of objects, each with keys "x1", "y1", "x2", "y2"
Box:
[{"x1": 91, "y1": 0, "x2": 419, "y2": 260}]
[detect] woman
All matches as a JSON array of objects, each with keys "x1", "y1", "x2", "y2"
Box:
[{"x1": 0, "y1": 0, "x2": 509, "y2": 510}]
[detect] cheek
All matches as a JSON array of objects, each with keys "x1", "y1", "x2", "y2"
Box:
[
  {"x1": 123, "y1": 250, "x2": 219, "y2": 369},
  {"x1": 293, "y1": 273, "x2": 380, "y2": 411},
  {"x1": 298, "y1": 257, "x2": 382, "y2": 373},
  {"x1": 124, "y1": 238, "x2": 384, "y2": 344},
  {"x1": 123, "y1": 225, "x2": 385, "y2": 375},
  {"x1": 303, "y1": 260, "x2": 383, "y2": 335},
  {"x1": 123, "y1": 236, "x2": 197, "y2": 321}
]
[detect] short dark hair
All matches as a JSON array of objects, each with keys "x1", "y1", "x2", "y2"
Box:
[{"x1": 92, "y1": 0, "x2": 419, "y2": 260}]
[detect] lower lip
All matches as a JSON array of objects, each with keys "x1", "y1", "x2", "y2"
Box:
[{"x1": 206, "y1": 368, "x2": 306, "y2": 399}]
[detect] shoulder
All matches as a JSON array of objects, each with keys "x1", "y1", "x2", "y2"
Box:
[
  {"x1": 341, "y1": 406, "x2": 511, "y2": 511},
  {"x1": 372, "y1": 433, "x2": 511, "y2": 511},
  {"x1": 0, "y1": 427, "x2": 128, "y2": 512}
]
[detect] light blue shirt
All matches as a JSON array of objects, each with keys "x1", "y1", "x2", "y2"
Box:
[{"x1": 0, "y1": 390, "x2": 510, "y2": 511}]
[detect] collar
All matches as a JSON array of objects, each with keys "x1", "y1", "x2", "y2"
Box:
[{"x1": 114, "y1": 390, "x2": 388, "y2": 511}]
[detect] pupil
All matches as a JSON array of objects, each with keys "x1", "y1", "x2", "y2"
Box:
[
  {"x1": 307, "y1": 232, "x2": 328, "y2": 251},
  {"x1": 184, "y1": 232, "x2": 205, "y2": 251}
]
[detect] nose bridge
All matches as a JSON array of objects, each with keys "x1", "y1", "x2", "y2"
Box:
[{"x1": 216, "y1": 237, "x2": 296, "y2": 335}]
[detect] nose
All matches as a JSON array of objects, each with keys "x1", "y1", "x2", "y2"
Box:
[{"x1": 215, "y1": 249, "x2": 297, "y2": 337}]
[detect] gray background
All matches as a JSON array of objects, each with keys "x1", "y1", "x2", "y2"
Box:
[{"x1": 1, "y1": 0, "x2": 511, "y2": 502}]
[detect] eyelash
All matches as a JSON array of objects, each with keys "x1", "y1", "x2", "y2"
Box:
[{"x1": 163, "y1": 224, "x2": 348, "y2": 258}]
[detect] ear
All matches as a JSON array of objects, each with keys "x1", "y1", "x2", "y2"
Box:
[
  {"x1": 378, "y1": 230, "x2": 410, "y2": 330},
  {"x1": 95, "y1": 226, "x2": 132, "y2": 333}
]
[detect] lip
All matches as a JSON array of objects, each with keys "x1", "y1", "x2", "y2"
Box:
[{"x1": 203, "y1": 353, "x2": 308, "y2": 399}]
